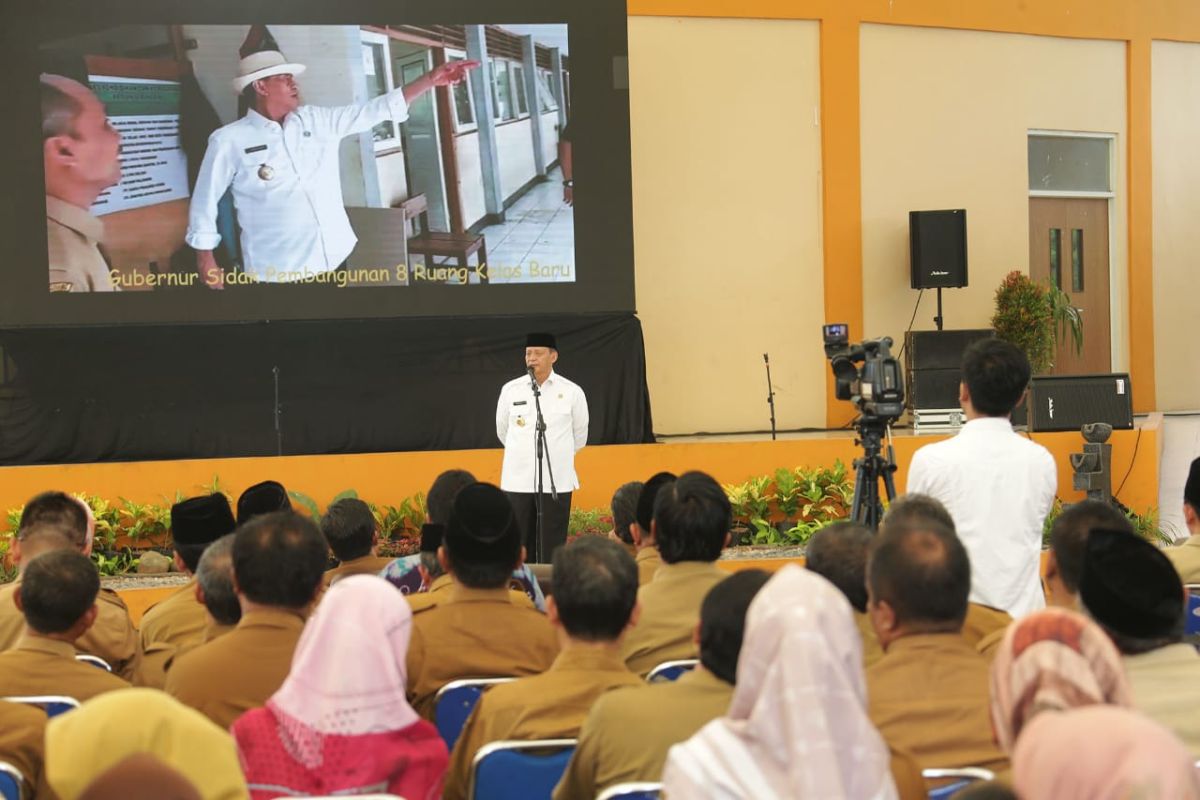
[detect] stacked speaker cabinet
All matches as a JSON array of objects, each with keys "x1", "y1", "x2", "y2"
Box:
[
  {"x1": 910, "y1": 209, "x2": 968, "y2": 289},
  {"x1": 905, "y1": 329, "x2": 994, "y2": 431}
]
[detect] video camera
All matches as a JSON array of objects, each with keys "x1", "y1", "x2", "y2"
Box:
[{"x1": 822, "y1": 323, "x2": 906, "y2": 421}]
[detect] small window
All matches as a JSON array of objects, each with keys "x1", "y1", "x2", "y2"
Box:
[
  {"x1": 1071, "y1": 228, "x2": 1084, "y2": 292},
  {"x1": 1028, "y1": 134, "x2": 1111, "y2": 193},
  {"x1": 491, "y1": 58, "x2": 515, "y2": 122},
  {"x1": 1049, "y1": 228, "x2": 1062, "y2": 289},
  {"x1": 448, "y1": 53, "x2": 477, "y2": 132},
  {"x1": 360, "y1": 31, "x2": 401, "y2": 151},
  {"x1": 512, "y1": 64, "x2": 528, "y2": 116},
  {"x1": 536, "y1": 68, "x2": 558, "y2": 113}
]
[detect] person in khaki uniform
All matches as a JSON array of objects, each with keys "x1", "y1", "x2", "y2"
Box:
[
  {"x1": 406, "y1": 482, "x2": 559, "y2": 720},
  {"x1": 138, "y1": 494, "x2": 238, "y2": 679},
  {"x1": 621, "y1": 472, "x2": 731, "y2": 677},
  {"x1": 407, "y1": 522, "x2": 534, "y2": 613},
  {"x1": 804, "y1": 522, "x2": 885, "y2": 667},
  {"x1": 1, "y1": 492, "x2": 139, "y2": 680},
  {"x1": 865, "y1": 520, "x2": 1009, "y2": 776},
  {"x1": 1165, "y1": 458, "x2": 1200, "y2": 584},
  {"x1": 631, "y1": 473, "x2": 676, "y2": 586},
  {"x1": 319, "y1": 497, "x2": 396, "y2": 589},
  {"x1": 165, "y1": 510, "x2": 328, "y2": 730},
  {"x1": 444, "y1": 536, "x2": 644, "y2": 800},
  {"x1": 607, "y1": 480, "x2": 643, "y2": 560},
  {"x1": 0, "y1": 699, "x2": 48, "y2": 798},
  {"x1": 555, "y1": 569, "x2": 769, "y2": 800},
  {"x1": 135, "y1": 534, "x2": 240, "y2": 689},
  {"x1": 0, "y1": 549, "x2": 129, "y2": 702}
]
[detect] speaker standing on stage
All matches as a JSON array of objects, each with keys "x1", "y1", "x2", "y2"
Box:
[{"x1": 497, "y1": 333, "x2": 589, "y2": 561}]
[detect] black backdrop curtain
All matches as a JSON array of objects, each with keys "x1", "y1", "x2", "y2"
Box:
[{"x1": 0, "y1": 313, "x2": 653, "y2": 465}]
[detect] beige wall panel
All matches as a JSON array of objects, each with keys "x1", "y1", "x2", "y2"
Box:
[{"x1": 629, "y1": 17, "x2": 824, "y2": 434}]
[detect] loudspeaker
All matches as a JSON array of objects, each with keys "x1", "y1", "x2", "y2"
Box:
[
  {"x1": 1028, "y1": 374, "x2": 1134, "y2": 433},
  {"x1": 905, "y1": 329, "x2": 994, "y2": 410},
  {"x1": 910, "y1": 209, "x2": 968, "y2": 289}
]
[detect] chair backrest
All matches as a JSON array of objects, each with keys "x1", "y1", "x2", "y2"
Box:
[
  {"x1": 923, "y1": 767, "x2": 996, "y2": 800},
  {"x1": 2, "y1": 695, "x2": 81, "y2": 718},
  {"x1": 1185, "y1": 585, "x2": 1200, "y2": 636},
  {"x1": 469, "y1": 739, "x2": 576, "y2": 800},
  {"x1": 397, "y1": 192, "x2": 430, "y2": 236},
  {"x1": 596, "y1": 781, "x2": 663, "y2": 800},
  {"x1": 434, "y1": 678, "x2": 517, "y2": 751},
  {"x1": 646, "y1": 659, "x2": 698, "y2": 683},
  {"x1": 75, "y1": 654, "x2": 112, "y2": 672},
  {"x1": 0, "y1": 761, "x2": 24, "y2": 800}
]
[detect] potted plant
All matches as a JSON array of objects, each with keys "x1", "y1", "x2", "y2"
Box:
[
  {"x1": 991, "y1": 270, "x2": 1083, "y2": 375},
  {"x1": 773, "y1": 467, "x2": 802, "y2": 535}
]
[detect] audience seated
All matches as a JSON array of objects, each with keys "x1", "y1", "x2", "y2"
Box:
[
  {"x1": 554, "y1": 569, "x2": 769, "y2": 799},
  {"x1": 236, "y1": 480, "x2": 293, "y2": 525},
  {"x1": 0, "y1": 549, "x2": 129, "y2": 700},
  {"x1": 662, "y1": 566, "x2": 925, "y2": 799},
  {"x1": 1044, "y1": 499, "x2": 1134, "y2": 609},
  {"x1": 406, "y1": 482, "x2": 559, "y2": 719},
  {"x1": 1078, "y1": 526, "x2": 1200, "y2": 756},
  {"x1": 0, "y1": 700, "x2": 46, "y2": 798},
  {"x1": 43, "y1": 688, "x2": 245, "y2": 800},
  {"x1": 165, "y1": 511, "x2": 327, "y2": 729},
  {"x1": 906, "y1": 339, "x2": 1057, "y2": 618},
  {"x1": 319, "y1": 497, "x2": 394, "y2": 587},
  {"x1": 1012, "y1": 706, "x2": 1199, "y2": 800},
  {"x1": 805, "y1": 522, "x2": 883, "y2": 667},
  {"x1": 865, "y1": 519, "x2": 1008, "y2": 775},
  {"x1": 138, "y1": 494, "x2": 238, "y2": 682},
  {"x1": 1165, "y1": 457, "x2": 1200, "y2": 583},
  {"x1": 607, "y1": 479, "x2": 643, "y2": 559},
  {"x1": 233, "y1": 575, "x2": 449, "y2": 799},
  {"x1": 621, "y1": 471, "x2": 729, "y2": 676},
  {"x1": 442, "y1": 536, "x2": 644, "y2": 800},
  {"x1": 630, "y1": 472, "x2": 676, "y2": 585},
  {"x1": 989, "y1": 607, "x2": 1131, "y2": 754},
  {"x1": 0, "y1": 492, "x2": 139, "y2": 679},
  {"x1": 881, "y1": 494, "x2": 1012, "y2": 656},
  {"x1": 407, "y1": 522, "x2": 533, "y2": 612}
]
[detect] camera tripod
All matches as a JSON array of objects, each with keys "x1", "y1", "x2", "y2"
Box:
[{"x1": 850, "y1": 417, "x2": 898, "y2": 530}]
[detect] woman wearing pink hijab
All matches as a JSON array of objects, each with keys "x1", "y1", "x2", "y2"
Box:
[{"x1": 232, "y1": 575, "x2": 448, "y2": 799}]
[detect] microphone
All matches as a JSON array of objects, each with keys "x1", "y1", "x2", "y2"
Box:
[{"x1": 527, "y1": 365, "x2": 538, "y2": 388}]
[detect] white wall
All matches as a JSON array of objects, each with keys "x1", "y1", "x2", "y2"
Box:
[
  {"x1": 496, "y1": 118, "x2": 537, "y2": 200},
  {"x1": 456, "y1": 132, "x2": 487, "y2": 229}
]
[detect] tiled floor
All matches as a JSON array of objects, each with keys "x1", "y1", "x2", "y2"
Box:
[{"x1": 480, "y1": 168, "x2": 576, "y2": 285}]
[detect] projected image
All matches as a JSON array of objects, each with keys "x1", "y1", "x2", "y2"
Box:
[{"x1": 39, "y1": 24, "x2": 574, "y2": 293}]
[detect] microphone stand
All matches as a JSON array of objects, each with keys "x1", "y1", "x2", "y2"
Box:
[
  {"x1": 529, "y1": 368, "x2": 558, "y2": 562},
  {"x1": 764, "y1": 353, "x2": 777, "y2": 441}
]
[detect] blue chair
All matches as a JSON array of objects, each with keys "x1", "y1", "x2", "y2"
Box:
[
  {"x1": 597, "y1": 782, "x2": 663, "y2": 800},
  {"x1": 3, "y1": 695, "x2": 81, "y2": 718},
  {"x1": 646, "y1": 659, "x2": 698, "y2": 683},
  {"x1": 923, "y1": 767, "x2": 995, "y2": 799},
  {"x1": 468, "y1": 739, "x2": 576, "y2": 800},
  {"x1": 75, "y1": 654, "x2": 112, "y2": 672},
  {"x1": 434, "y1": 678, "x2": 516, "y2": 751},
  {"x1": 1185, "y1": 585, "x2": 1200, "y2": 636},
  {"x1": 0, "y1": 761, "x2": 24, "y2": 800}
]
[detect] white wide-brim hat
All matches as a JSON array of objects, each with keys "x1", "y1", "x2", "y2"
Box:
[{"x1": 232, "y1": 50, "x2": 307, "y2": 93}]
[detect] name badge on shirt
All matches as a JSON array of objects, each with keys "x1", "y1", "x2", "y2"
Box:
[
  {"x1": 512, "y1": 400, "x2": 527, "y2": 407},
  {"x1": 243, "y1": 145, "x2": 268, "y2": 154}
]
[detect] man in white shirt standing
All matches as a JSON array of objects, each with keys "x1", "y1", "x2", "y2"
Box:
[
  {"x1": 906, "y1": 338, "x2": 1056, "y2": 618},
  {"x1": 497, "y1": 332, "x2": 589, "y2": 562},
  {"x1": 186, "y1": 47, "x2": 475, "y2": 287}
]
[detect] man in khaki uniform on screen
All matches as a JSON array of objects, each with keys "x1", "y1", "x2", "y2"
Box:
[
  {"x1": 0, "y1": 550, "x2": 129, "y2": 702},
  {"x1": 443, "y1": 536, "x2": 644, "y2": 800},
  {"x1": 406, "y1": 482, "x2": 559, "y2": 720},
  {"x1": 0, "y1": 492, "x2": 138, "y2": 679},
  {"x1": 165, "y1": 511, "x2": 326, "y2": 730},
  {"x1": 621, "y1": 472, "x2": 731, "y2": 678}
]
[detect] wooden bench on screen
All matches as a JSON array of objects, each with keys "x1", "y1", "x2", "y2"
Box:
[{"x1": 396, "y1": 193, "x2": 489, "y2": 283}]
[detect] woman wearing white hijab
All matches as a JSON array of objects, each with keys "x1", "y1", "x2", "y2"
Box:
[{"x1": 663, "y1": 565, "x2": 909, "y2": 799}]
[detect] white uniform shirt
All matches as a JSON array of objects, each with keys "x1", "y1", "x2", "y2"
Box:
[
  {"x1": 496, "y1": 370, "x2": 589, "y2": 493},
  {"x1": 185, "y1": 90, "x2": 408, "y2": 279},
  {"x1": 906, "y1": 416, "x2": 1057, "y2": 618}
]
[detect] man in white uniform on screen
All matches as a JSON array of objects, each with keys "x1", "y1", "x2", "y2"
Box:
[
  {"x1": 906, "y1": 338, "x2": 1057, "y2": 619},
  {"x1": 497, "y1": 332, "x2": 589, "y2": 562},
  {"x1": 186, "y1": 47, "x2": 475, "y2": 287}
]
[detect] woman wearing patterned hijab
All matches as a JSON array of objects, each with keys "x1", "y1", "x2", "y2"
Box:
[
  {"x1": 662, "y1": 565, "x2": 920, "y2": 799},
  {"x1": 232, "y1": 575, "x2": 448, "y2": 799},
  {"x1": 988, "y1": 606, "x2": 1132, "y2": 753}
]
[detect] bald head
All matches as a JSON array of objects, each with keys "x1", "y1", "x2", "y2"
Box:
[
  {"x1": 15, "y1": 521, "x2": 79, "y2": 571},
  {"x1": 868, "y1": 522, "x2": 970, "y2": 632},
  {"x1": 41, "y1": 74, "x2": 122, "y2": 207}
]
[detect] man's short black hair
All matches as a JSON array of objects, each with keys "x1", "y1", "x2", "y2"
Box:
[
  {"x1": 232, "y1": 511, "x2": 328, "y2": 609},
  {"x1": 805, "y1": 522, "x2": 874, "y2": 612},
  {"x1": 654, "y1": 471, "x2": 730, "y2": 564},
  {"x1": 19, "y1": 491, "x2": 86, "y2": 548},
  {"x1": 699, "y1": 569, "x2": 770, "y2": 683},
  {"x1": 880, "y1": 494, "x2": 956, "y2": 536},
  {"x1": 868, "y1": 522, "x2": 970, "y2": 630},
  {"x1": 637, "y1": 472, "x2": 677, "y2": 535},
  {"x1": 427, "y1": 469, "x2": 476, "y2": 525},
  {"x1": 320, "y1": 498, "x2": 376, "y2": 562},
  {"x1": 19, "y1": 550, "x2": 99, "y2": 634},
  {"x1": 1050, "y1": 501, "x2": 1134, "y2": 594},
  {"x1": 610, "y1": 481, "x2": 643, "y2": 545},
  {"x1": 550, "y1": 537, "x2": 638, "y2": 641},
  {"x1": 961, "y1": 338, "x2": 1031, "y2": 417},
  {"x1": 446, "y1": 556, "x2": 513, "y2": 589},
  {"x1": 196, "y1": 534, "x2": 241, "y2": 627}
]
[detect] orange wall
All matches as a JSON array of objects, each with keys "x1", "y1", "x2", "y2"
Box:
[{"x1": 624, "y1": 0, "x2": 1190, "y2": 422}]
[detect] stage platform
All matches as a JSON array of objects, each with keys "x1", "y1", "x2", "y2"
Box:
[{"x1": 0, "y1": 415, "x2": 1162, "y2": 524}]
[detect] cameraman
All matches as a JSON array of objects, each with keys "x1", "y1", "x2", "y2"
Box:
[{"x1": 906, "y1": 338, "x2": 1056, "y2": 618}]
